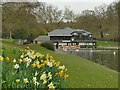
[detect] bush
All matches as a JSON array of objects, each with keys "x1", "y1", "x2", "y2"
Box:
[{"x1": 41, "y1": 41, "x2": 55, "y2": 51}]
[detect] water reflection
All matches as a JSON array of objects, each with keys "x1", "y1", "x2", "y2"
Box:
[{"x1": 66, "y1": 50, "x2": 118, "y2": 71}]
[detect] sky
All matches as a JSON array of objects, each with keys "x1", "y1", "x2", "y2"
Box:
[
  {"x1": 45, "y1": 0, "x2": 116, "y2": 14},
  {"x1": 3, "y1": 0, "x2": 117, "y2": 14}
]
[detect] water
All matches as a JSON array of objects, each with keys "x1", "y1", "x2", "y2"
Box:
[{"x1": 66, "y1": 50, "x2": 118, "y2": 71}]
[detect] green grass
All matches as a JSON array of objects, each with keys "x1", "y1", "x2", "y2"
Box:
[
  {"x1": 2, "y1": 42, "x2": 119, "y2": 88},
  {"x1": 1, "y1": 38, "x2": 16, "y2": 43},
  {"x1": 97, "y1": 41, "x2": 118, "y2": 47}
]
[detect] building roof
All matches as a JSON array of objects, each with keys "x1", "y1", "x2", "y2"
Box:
[
  {"x1": 48, "y1": 27, "x2": 92, "y2": 36},
  {"x1": 34, "y1": 36, "x2": 50, "y2": 41}
]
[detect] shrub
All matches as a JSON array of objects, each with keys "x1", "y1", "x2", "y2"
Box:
[{"x1": 41, "y1": 41, "x2": 55, "y2": 51}]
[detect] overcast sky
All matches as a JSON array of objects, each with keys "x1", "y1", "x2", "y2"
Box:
[{"x1": 45, "y1": 0, "x2": 116, "y2": 14}]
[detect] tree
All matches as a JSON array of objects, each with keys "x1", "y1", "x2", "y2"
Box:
[
  {"x1": 94, "y1": 4, "x2": 108, "y2": 29},
  {"x1": 12, "y1": 29, "x2": 28, "y2": 39},
  {"x1": 63, "y1": 6, "x2": 76, "y2": 22},
  {"x1": 35, "y1": 4, "x2": 63, "y2": 23}
]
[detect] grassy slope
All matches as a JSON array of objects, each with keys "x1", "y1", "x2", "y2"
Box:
[{"x1": 2, "y1": 42, "x2": 118, "y2": 88}]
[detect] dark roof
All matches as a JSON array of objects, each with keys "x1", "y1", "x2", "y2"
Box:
[
  {"x1": 34, "y1": 36, "x2": 50, "y2": 41},
  {"x1": 48, "y1": 27, "x2": 92, "y2": 36}
]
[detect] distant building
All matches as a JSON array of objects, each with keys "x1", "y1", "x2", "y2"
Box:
[
  {"x1": 48, "y1": 27, "x2": 97, "y2": 49},
  {"x1": 33, "y1": 36, "x2": 50, "y2": 44},
  {"x1": 34, "y1": 27, "x2": 97, "y2": 49}
]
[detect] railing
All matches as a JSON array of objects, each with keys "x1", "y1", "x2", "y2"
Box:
[{"x1": 51, "y1": 39, "x2": 97, "y2": 43}]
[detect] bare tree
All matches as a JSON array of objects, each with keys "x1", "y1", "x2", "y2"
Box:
[
  {"x1": 35, "y1": 4, "x2": 63, "y2": 23},
  {"x1": 63, "y1": 6, "x2": 76, "y2": 22}
]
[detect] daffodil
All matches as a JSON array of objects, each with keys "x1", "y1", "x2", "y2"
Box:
[
  {"x1": 20, "y1": 55, "x2": 24, "y2": 58},
  {"x1": 32, "y1": 77, "x2": 37, "y2": 82},
  {"x1": 6, "y1": 57, "x2": 10, "y2": 62},
  {"x1": 50, "y1": 59, "x2": 55, "y2": 63},
  {"x1": 40, "y1": 54, "x2": 44, "y2": 58},
  {"x1": 48, "y1": 72, "x2": 52, "y2": 80},
  {"x1": 35, "y1": 60, "x2": 40, "y2": 65},
  {"x1": 27, "y1": 58, "x2": 32, "y2": 62},
  {"x1": 47, "y1": 62, "x2": 53, "y2": 67},
  {"x1": 59, "y1": 70, "x2": 64, "y2": 77},
  {"x1": 14, "y1": 64, "x2": 19, "y2": 69},
  {"x1": 16, "y1": 79, "x2": 20, "y2": 84},
  {"x1": 44, "y1": 60, "x2": 49, "y2": 64},
  {"x1": 56, "y1": 61, "x2": 61, "y2": 66},
  {"x1": 19, "y1": 59, "x2": 23, "y2": 62},
  {"x1": 13, "y1": 59, "x2": 16, "y2": 63},
  {"x1": 32, "y1": 63, "x2": 36, "y2": 68},
  {"x1": 0, "y1": 56, "x2": 4, "y2": 61},
  {"x1": 46, "y1": 54, "x2": 49, "y2": 59},
  {"x1": 35, "y1": 71, "x2": 39, "y2": 76},
  {"x1": 41, "y1": 63, "x2": 45, "y2": 67},
  {"x1": 43, "y1": 80, "x2": 47, "y2": 84},
  {"x1": 37, "y1": 64, "x2": 41, "y2": 68},
  {"x1": 65, "y1": 68, "x2": 68, "y2": 72},
  {"x1": 40, "y1": 72, "x2": 47, "y2": 80},
  {"x1": 58, "y1": 65, "x2": 65, "y2": 70},
  {"x1": 49, "y1": 56, "x2": 53, "y2": 60},
  {"x1": 64, "y1": 74, "x2": 69, "y2": 79},
  {"x1": 23, "y1": 78, "x2": 29, "y2": 84},
  {"x1": 26, "y1": 62, "x2": 30, "y2": 68},
  {"x1": 48, "y1": 82, "x2": 55, "y2": 89},
  {"x1": 34, "y1": 81, "x2": 40, "y2": 86}
]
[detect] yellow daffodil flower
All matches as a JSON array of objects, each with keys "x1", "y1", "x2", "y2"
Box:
[
  {"x1": 64, "y1": 74, "x2": 69, "y2": 79},
  {"x1": 50, "y1": 59, "x2": 55, "y2": 63},
  {"x1": 37, "y1": 64, "x2": 41, "y2": 68},
  {"x1": 56, "y1": 61, "x2": 61, "y2": 66},
  {"x1": 40, "y1": 72, "x2": 47, "y2": 80},
  {"x1": 50, "y1": 56, "x2": 53, "y2": 60},
  {"x1": 16, "y1": 79, "x2": 20, "y2": 84},
  {"x1": 0, "y1": 56, "x2": 4, "y2": 61},
  {"x1": 48, "y1": 72, "x2": 52, "y2": 80},
  {"x1": 48, "y1": 82, "x2": 55, "y2": 89},
  {"x1": 6, "y1": 57, "x2": 10, "y2": 62},
  {"x1": 41, "y1": 63, "x2": 45, "y2": 67},
  {"x1": 59, "y1": 70, "x2": 64, "y2": 77},
  {"x1": 32, "y1": 63, "x2": 36, "y2": 68}
]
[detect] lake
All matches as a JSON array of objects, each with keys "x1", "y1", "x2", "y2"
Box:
[{"x1": 66, "y1": 50, "x2": 118, "y2": 72}]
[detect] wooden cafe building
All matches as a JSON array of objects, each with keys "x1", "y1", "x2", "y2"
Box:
[{"x1": 48, "y1": 27, "x2": 97, "y2": 49}]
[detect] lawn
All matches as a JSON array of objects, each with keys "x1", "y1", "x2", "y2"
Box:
[
  {"x1": 1, "y1": 42, "x2": 119, "y2": 88},
  {"x1": 97, "y1": 41, "x2": 119, "y2": 47}
]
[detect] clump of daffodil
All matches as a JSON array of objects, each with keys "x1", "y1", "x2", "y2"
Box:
[{"x1": 2, "y1": 48, "x2": 69, "y2": 89}]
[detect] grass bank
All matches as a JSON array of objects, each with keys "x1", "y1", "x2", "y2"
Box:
[{"x1": 2, "y1": 42, "x2": 118, "y2": 88}]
